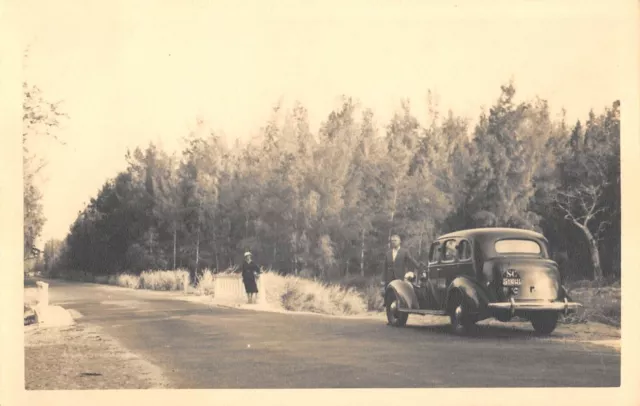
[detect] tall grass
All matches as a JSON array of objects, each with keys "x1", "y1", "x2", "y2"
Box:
[
  {"x1": 108, "y1": 274, "x2": 141, "y2": 289},
  {"x1": 139, "y1": 269, "x2": 190, "y2": 291},
  {"x1": 335, "y1": 274, "x2": 384, "y2": 312},
  {"x1": 562, "y1": 280, "x2": 621, "y2": 327},
  {"x1": 253, "y1": 270, "x2": 368, "y2": 315},
  {"x1": 195, "y1": 268, "x2": 216, "y2": 295}
]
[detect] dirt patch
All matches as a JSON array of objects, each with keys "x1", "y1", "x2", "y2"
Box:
[{"x1": 25, "y1": 322, "x2": 169, "y2": 390}]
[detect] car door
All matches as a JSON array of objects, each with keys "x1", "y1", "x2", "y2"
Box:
[
  {"x1": 425, "y1": 241, "x2": 442, "y2": 308},
  {"x1": 436, "y1": 239, "x2": 458, "y2": 307},
  {"x1": 455, "y1": 238, "x2": 474, "y2": 279}
]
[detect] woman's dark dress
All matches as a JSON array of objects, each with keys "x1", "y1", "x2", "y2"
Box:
[{"x1": 241, "y1": 261, "x2": 260, "y2": 294}]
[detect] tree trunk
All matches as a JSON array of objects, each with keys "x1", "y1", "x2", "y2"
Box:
[
  {"x1": 574, "y1": 221, "x2": 604, "y2": 281},
  {"x1": 360, "y1": 228, "x2": 365, "y2": 277},
  {"x1": 172, "y1": 224, "x2": 177, "y2": 269},
  {"x1": 388, "y1": 186, "x2": 398, "y2": 246},
  {"x1": 293, "y1": 226, "x2": 299, "y2": 276},
  {"x1": 227, "y1": 218, "x2": 232, "y2": 269},
  {"x1": 195, "y1": 227, "x2": 200, "y2": 273},
  {"x1": 273, "y1": 243, "x2": 277, "y2": 267},
  {"x1": 212, "y1": 230, "x2": 219, "y2": 271}
]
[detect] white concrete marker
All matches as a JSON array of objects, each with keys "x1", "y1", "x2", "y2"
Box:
[{"x1": 36, "y1": 281, "x2": 49, "y2": 307}]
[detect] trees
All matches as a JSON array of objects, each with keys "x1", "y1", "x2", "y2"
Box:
[
  {"x1": 553, "y1": 101, "x2": 620, "y2": 281},
  {"x1": 462, "y1": 84, "x2": 550, "y2": 230},
  {"x1": 53, "y1": 83, "x2": 620, "y2": 283},
  {"x1": 22, "y1": 80, "x2": 66, "y2": 261}
]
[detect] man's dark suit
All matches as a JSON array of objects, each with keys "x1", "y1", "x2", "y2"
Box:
[{"x1": 384, "y1": 247, "x2": 420, "y2": 285}]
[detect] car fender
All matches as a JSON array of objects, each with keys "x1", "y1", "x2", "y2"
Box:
[
  {"x1": 445, "y1": 276, "x2": 491, "y2": 314},
  {"x1": 385, "y1": 280, "x2": 420, "y2": 310}
]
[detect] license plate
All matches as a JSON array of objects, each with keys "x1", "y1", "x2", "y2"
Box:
[{"x1": 503, "y1": 278, "x2": 522, "y2": 287}]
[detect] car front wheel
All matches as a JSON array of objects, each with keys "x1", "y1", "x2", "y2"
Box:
[
  {"x1": 386, "y1": 291, "x2": 408, "y2": 327},
  {"x1": 530, "y1": 312, "x2": 558, "y2": 335},
  {"x1": 448, "y1": 292, "x2": 476, "y2": 335}
]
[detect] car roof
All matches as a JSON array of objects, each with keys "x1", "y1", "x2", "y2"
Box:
[{"x1": 436, "y1": 227, "x2": 546, "y2": 241}]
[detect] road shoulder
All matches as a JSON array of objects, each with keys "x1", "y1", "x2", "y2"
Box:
[{"x1": 25, "y1": 316, "x2": 169, "y2": 390}]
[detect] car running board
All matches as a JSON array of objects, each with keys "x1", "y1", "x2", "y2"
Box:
[{"x1": 398, "y1": 308, "x2": 448, "y2": 316}]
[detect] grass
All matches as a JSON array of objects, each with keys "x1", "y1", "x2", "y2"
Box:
[
  {"x1": 335, "y1": 274, "x2": 385, "y2": 312},
  {"x1": 194, "y1": 268, "x2": 216, "y2": 295},
  {"x1": 561, "y1": 280, "x2": 621, "y2": 327},
  {"x1": 192, "y1": 268, "x2": 370, "y2": 316},
  {"x1": 139, "y1": 269, "x2": 190, "y2": 291},
  {"x1": 248, "y1": 269, "x2": 368, "y2": 315},
  {"x1": 108, "y1": 274, "x2": 140, "y2": 289},
  {"x1": 55, "y1": 269, "x2": 188, "y2": 291},
  {"x1": 277, "y1": 274, "x2": 367, "y2": 315}
]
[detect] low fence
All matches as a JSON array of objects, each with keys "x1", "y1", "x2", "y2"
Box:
[{"x1": 213, "y1": 274, "x2": 267, "y2": 304}]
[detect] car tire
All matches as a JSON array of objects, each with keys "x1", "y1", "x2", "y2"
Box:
[
  {"x1": 386, "y1": 290, "x2": 408, "y2": 327},
  {"x1": 530, "y1": 312, "x2": 558, "y2": 335},
  {"x1": 448, "y1": 291, "x2": 476, "y2": 335}
]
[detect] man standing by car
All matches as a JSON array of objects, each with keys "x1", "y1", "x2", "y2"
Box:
[{"x1": 383, "y1": 234, "x2": 420, "y2": 286}]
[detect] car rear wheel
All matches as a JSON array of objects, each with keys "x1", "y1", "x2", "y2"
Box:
[
  {"x1": 530, "y1": 312, "x2": 558, "y2": 335},
  {"x1": 386, "y1": 291, "x2": 408, "y2": 327},
  {"x1": 448, "y1": 292, "x2": 476, "y2": 335}
]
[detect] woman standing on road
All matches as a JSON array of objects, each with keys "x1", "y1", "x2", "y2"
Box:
[{"x1": 241, "y1": 251, "x2": 261, "y2": 304}]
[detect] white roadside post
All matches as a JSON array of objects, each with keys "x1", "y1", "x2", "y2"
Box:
[{"x1": 35, "y1": 281, "x2": 49, "y2": 308}]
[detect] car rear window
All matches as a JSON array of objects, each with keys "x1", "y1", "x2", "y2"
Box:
[{"x1": 495, "y1": 239, "x2": 541, "y2": 254}]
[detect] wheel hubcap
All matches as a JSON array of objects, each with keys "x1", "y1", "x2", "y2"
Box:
[
  {"x1": 455, "y1": 305, "x2": 463, "y2": 321},
  {"x1": 390, "y1": 300, "x2": 398, "y2": 316}
]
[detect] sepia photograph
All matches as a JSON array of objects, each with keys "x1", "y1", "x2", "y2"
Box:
[{"x1": 4, "y1": 0, "x2": 640, "y2": 404}]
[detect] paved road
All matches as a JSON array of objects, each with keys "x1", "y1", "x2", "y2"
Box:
[{"x1": 45, "y1": 280, "x2": 619, "y2": 388}]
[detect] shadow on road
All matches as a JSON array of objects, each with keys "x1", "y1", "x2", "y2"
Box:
[{"x1": 404, "y1": 322, "x2": 552, "y2": 341}]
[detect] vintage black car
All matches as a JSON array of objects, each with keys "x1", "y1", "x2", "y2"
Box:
[{"x1": 383, "y1": 228, "x2": 582, "y2": 335}]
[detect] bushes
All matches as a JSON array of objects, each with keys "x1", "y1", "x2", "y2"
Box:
[
  {"x1": 108, "y1": 274, "x2": 140, "y2": 289},
  {"x1": 335, "y1": 274, "x2": 384, "y2": 312},
  {"x1": 56, "y1": 269, "x2": 187, "y2": 291},
  {"x1": 258, "y1": 271, "x2": 368, "y2": 315},
  {"x1": 191, "y1": 269, "x2": 370, "y2": 316},
  {"x1": 194, "y1": 269, "x2": 216, "y2": 295},
  {"x1": 362, "y1": 284, "x2": 385, "y2": 312},
  {"x1": 139, "y1": 269, "x2": 190, "y2": 291},
  {"x1": 562, "y1": 282, "x2": 621, "y2": 327}
]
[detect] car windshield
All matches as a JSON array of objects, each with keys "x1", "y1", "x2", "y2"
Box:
[{"x1": 495, "y1": 239, "x2": 541, "y2": 255}]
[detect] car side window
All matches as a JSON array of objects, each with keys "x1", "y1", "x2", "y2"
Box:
[
  {"x1": 442, "y1": 239, "x2": 457, "y2": 262},
  {"x1": 457, "y1": 240, "x2": 472, "y2": 261},
  {"x1": 428, "y1": 242, "x2": 441, "y2": 263}
]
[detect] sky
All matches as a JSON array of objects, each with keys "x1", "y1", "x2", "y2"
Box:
[{"x1": 20, "y1": 0, "x2": 629, "y2": 245}]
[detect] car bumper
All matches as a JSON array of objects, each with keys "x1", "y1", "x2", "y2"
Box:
[{"x1": 487, "y1": 297, "x2": 582, "y2": 316}]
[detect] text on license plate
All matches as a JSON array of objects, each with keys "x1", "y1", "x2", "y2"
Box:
[{"x1": 503, "y1": 278, "x2": 522, "y2": 287}]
